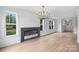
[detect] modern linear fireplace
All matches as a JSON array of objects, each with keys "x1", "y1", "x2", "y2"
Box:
[{"x1": 21, "y1": 27, "x2": 40, "y2": 42}]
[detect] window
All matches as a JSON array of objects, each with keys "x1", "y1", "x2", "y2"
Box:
[
  {"x1": 49, "y1": 20, "x2": 51, "y2": 29},
  {"x1": 49, "y1": 20, "x2": 54, "y2": 30},
  {"x1": 6, "y1": 11, "x2": 16, "y2": 36},
  {"x1": 52, "y1": 20, "x2": 54, "y2": 29},
  {"x1": 40, "y1": 19, "x2": 44, "y2": 31}
]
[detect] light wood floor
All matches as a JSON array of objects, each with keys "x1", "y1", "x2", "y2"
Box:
[{"x1": 0, "y1": 32, "x2": 79, "y2": 52}]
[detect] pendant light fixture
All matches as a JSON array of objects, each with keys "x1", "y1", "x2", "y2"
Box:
[{"x1": 37, "y1": 6, "x2": 50, "y2": 19}]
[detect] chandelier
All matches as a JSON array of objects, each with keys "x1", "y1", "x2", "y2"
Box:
[{"x1": 37, "y1": 6, "x2": 50, "y2": 19}]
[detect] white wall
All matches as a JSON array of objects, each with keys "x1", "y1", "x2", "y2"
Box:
[
  {"x1": 77, "y1": 9, "x2": 79, "y2": 42},
  {"x1": 0, "y1": 7, "x2": 4, "y2": 40},
  {"x1": 19, "y1": 10, "x2": 40, "y2": 27},
  {"x1": 0, "y1": 7, "x2": 40, "y2": 48}
]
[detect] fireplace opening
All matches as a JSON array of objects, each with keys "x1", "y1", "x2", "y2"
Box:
[{"x1": 21, "y1": 27, "x2": 40, "y2": 42}]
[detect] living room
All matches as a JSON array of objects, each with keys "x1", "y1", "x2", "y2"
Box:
[{"x1": 0, "y1": 6, "x2": 79, "y2": 52}]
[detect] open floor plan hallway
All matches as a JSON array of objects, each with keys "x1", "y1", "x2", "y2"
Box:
[{"x1": 0, "y1": 32, "x2": 79, "y2": 52}]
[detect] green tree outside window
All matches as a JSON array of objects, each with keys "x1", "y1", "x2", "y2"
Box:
[{"x1": 6, "y1": 11, "x2": 16, "y2": 36}]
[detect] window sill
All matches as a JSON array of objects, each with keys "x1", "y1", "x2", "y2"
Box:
[{"x1": 5, "y1": 34, "x2": 17, "y2": 38}]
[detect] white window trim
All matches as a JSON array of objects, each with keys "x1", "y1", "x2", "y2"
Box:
[{"x1": 5, "y1": 11, "x2": 18, "y2": 38}]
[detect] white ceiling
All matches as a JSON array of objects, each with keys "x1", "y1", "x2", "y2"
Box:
[
  {"x1": 14, "y1": 6, "x2": 77, "y2": 13},
  {"x1": 13, "y1": 6, "x2": 78, "y2": 17}
]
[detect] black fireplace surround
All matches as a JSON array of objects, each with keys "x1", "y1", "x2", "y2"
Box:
[{"x1": 21, "y1": 27, "x2": 40, "y2": 42}]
